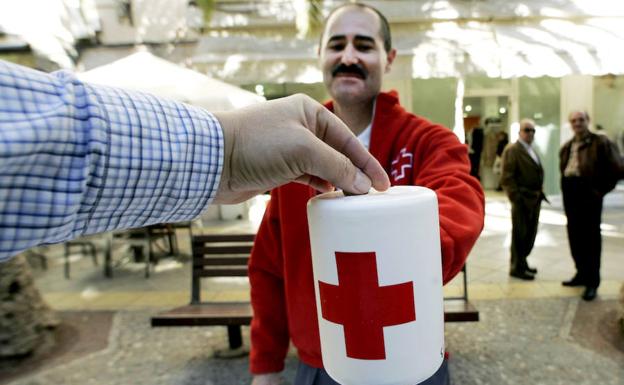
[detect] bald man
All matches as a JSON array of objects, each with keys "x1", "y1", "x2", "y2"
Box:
[{"x1": 501, "y1": 119, "x2": 546, "y2": 280}]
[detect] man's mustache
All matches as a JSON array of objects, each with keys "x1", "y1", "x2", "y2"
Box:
[{"x1": 331, "y1": 63, "x2": 367, "y2": 78}]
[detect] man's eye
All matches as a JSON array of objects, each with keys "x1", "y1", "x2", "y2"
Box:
[
  {"x1": 356, "y1": 44, "x2": 374, "y2": 51},
  {"x1": 328, "y1": 43, "x2": 345, "y2": 51}
]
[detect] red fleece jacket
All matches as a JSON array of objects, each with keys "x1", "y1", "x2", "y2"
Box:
[{"x1": 248, "y1": 91, "x2": 485, "y2": 374}]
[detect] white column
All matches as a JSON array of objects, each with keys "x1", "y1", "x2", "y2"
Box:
[
  {"x1": 560, "y1": 75, "x2": 594, "y2": 144},
  {"x1": 453, "y1": 77, "x2": 465, "y2": 143},
  {"x1": 509, "y1": 77, "x2": 519, "y2": 130}
]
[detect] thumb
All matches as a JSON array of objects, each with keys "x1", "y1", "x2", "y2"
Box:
[
  {"x1": 308, "y1": 102, "x2": 389, "y2": 192},
  {"x1": 302, "y1": 136, "x2": 372, "y2": 194}
]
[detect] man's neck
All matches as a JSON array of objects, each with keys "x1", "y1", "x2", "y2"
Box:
[
  {"x1": 574, "y1": 129, "x2": 590, "y2": 141},
  {"x1": 333, "y1": 98, "x2": 376, "y2": 136},
  {"x1": 518, "y1": 138, "x2": 531, "y2": 147}
]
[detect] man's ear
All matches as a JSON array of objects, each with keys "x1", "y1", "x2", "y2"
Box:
[{"x1": 385, "y1": 48, "x2": 397, "y2": 73}]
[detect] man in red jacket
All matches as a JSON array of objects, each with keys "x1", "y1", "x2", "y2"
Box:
[{"x1": 249, "y1": 4, "x2": 485, "y2": 385}]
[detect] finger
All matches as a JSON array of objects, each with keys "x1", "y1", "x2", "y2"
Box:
[
  {"x1": 294, "y1": 174, "x2": 334, "y2": 193},
  {"x1": 314, "y1": 107, "x2": 390, "y2": 191},
  {"x1": 302, "y1": 136, "x2": 372, "y2": 194}
]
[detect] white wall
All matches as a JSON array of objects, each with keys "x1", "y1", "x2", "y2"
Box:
[
  {"x1": 560, "y1": 75, "x2": 593, "y2": 144},
  {"x1": 95, "y1": 0, "x2": 199, "y2": 45}
]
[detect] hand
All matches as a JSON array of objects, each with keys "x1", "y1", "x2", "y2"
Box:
[
  {"x1": 251, "y1": 373, "x2": 284, "y2": 385},
  {"x1": 213, "y1": 94, "x2": 390, "y2": 204}
]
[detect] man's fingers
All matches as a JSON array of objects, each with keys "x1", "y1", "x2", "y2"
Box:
[
  {"x1": 302, "y1": 136, "x2": 372, "y2": 194},
  {"x1": 314, "y1": 106, "x2": 390, "y2": 191}
]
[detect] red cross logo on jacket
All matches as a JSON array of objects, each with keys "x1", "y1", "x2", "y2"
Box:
[
  {"x1": 390, "y1": 148, "x2": 413, "y2": 182},
  {"x1": 318, "y1": 251, "x2": 416, "y2": 360}
]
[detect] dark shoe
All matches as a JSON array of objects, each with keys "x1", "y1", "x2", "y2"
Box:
[
  {"x1": 562, "y1": 276, "x2": 585, "y2": 287},
  {"x1": 510, "y1": 270, "x2": 535, "y2": 280},
  {"x1": 526, "y1": 266, "x2": 537, "y2": 274},
  {"x1": 582, "y1": 287, "x2": 597, "y2": 301}
]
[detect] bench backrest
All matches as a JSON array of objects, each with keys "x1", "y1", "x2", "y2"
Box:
[
  {"x1": 190, "y1": 233, "x2": 471, "y2": 304},
  {"x1": 191, "y1": 233, "x2": 256, "y2": 303}
]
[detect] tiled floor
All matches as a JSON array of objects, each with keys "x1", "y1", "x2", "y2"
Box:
[
  {"x1": 455, "y1": 190, "x2": 624, "y2": 300},
  {"x1": 29, "y1": 190, "x2": 624, "y2": 310}
]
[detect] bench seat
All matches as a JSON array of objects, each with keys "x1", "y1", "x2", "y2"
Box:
[
  {"x1": 151, "y1": 302, "x2": 252, "y2": 327},
  {"x1": 151, "y1": 298, "x2": 478, "y2": 328},
  {"x1": 443, "y1": 299, "x2": 479, "y2": 322}
]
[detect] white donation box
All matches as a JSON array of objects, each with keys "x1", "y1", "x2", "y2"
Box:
[{"x1": 307, "y1": 186, "x2": 444, "y2": 385}]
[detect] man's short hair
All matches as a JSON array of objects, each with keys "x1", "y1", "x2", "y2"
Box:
[
  {"x1": 320, "y1": 2, "x2": 392, "y2": 53},
  {"x1": 568, "y1": 110, "x2": 590, "y2": 121}
]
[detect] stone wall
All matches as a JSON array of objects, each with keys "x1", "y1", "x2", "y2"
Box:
[{"x1": 0, "y1": 255, "x2": 59, "y2": 357}]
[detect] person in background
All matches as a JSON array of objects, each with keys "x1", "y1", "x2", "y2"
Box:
[
  {"x1": 248, "y1": 3, "x2": 485, "y2": 385},
  {"x1": 493, "y1": 130, "x2": 509, "y2": 191},
  {"x1": 500, "y1": 119, "x2": 546, "y2": 281},
  {"x1": 560, "y1": 110, "x2": 623, "y2": 301},
  {"x1": 0, "y1": 60, "x2": 390, "y2": 261},
  {"x1": 467, "y1": 125, "x2": 484, "y2": 179}
]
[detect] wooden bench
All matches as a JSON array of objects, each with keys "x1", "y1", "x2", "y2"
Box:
[
  {"x1": 151, "y1": 233, "x2": 478, "y2": 355},
  {"x1": 151, "y1": 233, "x2": 254, "y2": 356},
  {"x1": 443, "y1": 265, "x2": 479, "y2": 322}
]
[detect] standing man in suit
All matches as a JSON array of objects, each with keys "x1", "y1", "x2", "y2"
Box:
[
  {"x1": 501, "y1": 119, "x2": 545, "y2": 280},
  {"x1": 560, "y1": 110, "x2": 623, "y2": 301}
]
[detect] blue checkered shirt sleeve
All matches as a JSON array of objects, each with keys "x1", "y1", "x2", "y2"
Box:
[{"x1": 0, "y1": 61, "x2": 223, "y2": 261}]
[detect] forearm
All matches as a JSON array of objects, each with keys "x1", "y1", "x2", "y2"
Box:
[
  {"x1": 248, "y1": 197, "x2": 291, "y2": 374},
  {"x1": 249, "y1": 270, "x2": 290, "y2": 373},
  {"x1": 500, "y1": 153, "x2": 519, "y2": 201},
  {"x1": 438, "y1": 174, "x2": 484, "y2": 282},
  {"x1": 501, "y1": 182, "x2": 519, "y2": 202},
  {"x1": 412, "y1": 130, "x2": 485, "y2": 282},
  {"x1": 0, "y1": 61, "x2": 223, "y2": 260}
]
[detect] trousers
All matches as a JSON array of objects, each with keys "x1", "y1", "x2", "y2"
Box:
[
  {"x1": 509, "y1": 195, "x2": 541, "y2": 273},
  {"x1": 561, "y1": 177, "x2": 603, "y2": 288}
]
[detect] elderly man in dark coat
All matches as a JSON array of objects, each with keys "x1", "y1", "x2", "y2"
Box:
[
  {"x1": 560, "y1": 110, "x2": 623, "y2": 301},
  {"x1": 501, "y1": 119, "x2": 546, "y2": 280}
]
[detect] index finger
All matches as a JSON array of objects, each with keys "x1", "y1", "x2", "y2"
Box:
[{"x1": 314, "y1": 107, "x2": 390, "y2": 192}]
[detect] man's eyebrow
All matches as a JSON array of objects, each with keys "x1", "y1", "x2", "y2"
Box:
[
  {"x1": 327, "y1": 34, "x2": 376, "y2": 44},
  {"x1": 353, "y1": 35, "x2": 376, "y2": 44}
]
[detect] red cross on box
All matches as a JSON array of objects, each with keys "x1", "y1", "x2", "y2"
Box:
[{"x1": 318, "y1": 251, "x2": 416, "y2": 360}]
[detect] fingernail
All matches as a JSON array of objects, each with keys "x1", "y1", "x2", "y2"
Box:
[{"x1": 353, "y1": 170, "x2": 372, "y2": 194}]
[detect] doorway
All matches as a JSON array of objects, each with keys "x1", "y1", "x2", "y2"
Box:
[{"x1": 463, "y1": 95, "x2": 510, "y2": 189}]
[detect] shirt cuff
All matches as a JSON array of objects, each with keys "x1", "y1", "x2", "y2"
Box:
[{"x1": 76, "y1": 82, "x2": 224, "y2": 235}]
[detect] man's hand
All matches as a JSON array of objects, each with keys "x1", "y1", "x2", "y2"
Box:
[
  {"x1": 251, "y1": 373, "x2": 284, "y2": 385},
  {"x1": 213, "y1": 94, "x2": 390, "y2": 204}
]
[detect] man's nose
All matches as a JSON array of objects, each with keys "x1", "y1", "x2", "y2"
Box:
[{"x1": 340, "y1": 44, "x2": 359, "y2": 65}]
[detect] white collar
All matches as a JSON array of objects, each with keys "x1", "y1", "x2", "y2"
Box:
[
  {"x1": 357, "y1": 122, "x2": 372, "y2": 149},
  {"x1": 518, "y1": 138, "x2": 539, "y2": 163},
  {"x1": 355, "y1": 98, "x2": 376, "y2": 150}
]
